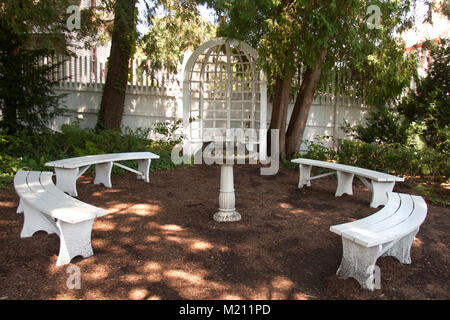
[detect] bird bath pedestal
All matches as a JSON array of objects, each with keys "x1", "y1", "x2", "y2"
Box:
[{"x1": 204, "y1": 145, "x2": 255, "y2": 223}]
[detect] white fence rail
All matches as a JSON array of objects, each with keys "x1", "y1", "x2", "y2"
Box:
[{"x1": 45, "y1": 55, "x2": 368, "y2": 151}]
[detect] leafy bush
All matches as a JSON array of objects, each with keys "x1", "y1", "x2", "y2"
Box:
[
  {"x1": 0, "y1": 121, "x2": 189, "y2": 188},
  {"x1": 296, "y1": 136, "x2": 449, "y2": 183}
]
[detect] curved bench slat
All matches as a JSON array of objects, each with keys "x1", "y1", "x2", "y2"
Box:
[
  {"x1": 291, "y1": 158, "x2": 404, "y2": 208},
  {"x1": 330, "y1": 192, "x2": 401, "y2": 236},
  {"x1": 39, "y1": 173, "x2": 108, "y2": 218},
  {"x1": 45, "y1": 152, "x2": 160, "y2": 196},
  {"x1": 331, "y1": 191, "x2": 427, "y2": 290},
  {"x1": 14, "y1": 170, "x2": 109, "y2": 266},
  {"x1": 23, "y1": 171, "x2": 97, "y2": 224},
  {"x1": 45, "y1": 152, "x2": 160, "y2": 169},
  {"x1": 362, "y1": 195, "x2": 427, "y2": 247},
  {"x1": 291, "y1": 158, "x2": 404, "y2": 182},
  {"x1": 339, "y1": 194, "x2": 415, "y2": 247}
]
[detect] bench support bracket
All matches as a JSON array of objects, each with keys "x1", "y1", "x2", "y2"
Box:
[
  {"x1": 337, "y1": 238, "x2": 382, "y2": 291},
  {"x1": 20, "y1": 202, "x2": 59, "y2": 238},
  {"x1": 56, "y1": 219, "x2": 95, "y2": 266},
  {"x1": 94, "y1": 162, "x2": 113, "y2": 188}
]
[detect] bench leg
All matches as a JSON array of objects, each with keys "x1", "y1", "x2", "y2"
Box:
[
  {"x1": 55, "y1": 168, "x2": 79, "y2": 197},
  {"x1": 17, "y1": 199, "x2": 24, "y2": 214},
  {"x1": 370, "y1": 181, "x2": 395, "y2": 208},
  {"x1": 20, "y1": 202, "x2": 59, "y2": 238},
  {"x1": 337, "y1": 238, "x2": 382, "y2": 291},
  {"x1": 335, "y1": 171, "x2": 354, "y2": 197},
  {"x1": 382, "y1": 228, "x2": 419, "y2": 264},
  {"x1": 94, "y1": 162, "x2": 113, "y2": 188},
  {"x1": 55, "y1": 219, "x2": 95, "y2": 266},
  {"x1": 137, "y1": 159, "x2": 151, "y2": 182},
  {"x1": 298, "y1": 164, "x2": 312, "y2": 188}
]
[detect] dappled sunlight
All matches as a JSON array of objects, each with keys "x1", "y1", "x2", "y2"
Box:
[
  {"x1": 94, "y1": 220, "x2": 116, "y2": 231},
  {"x1": 129, "y1": 203, "x2": 161, "y2": 216},
  {"x1": 164, "y1": 269, "x2": 205, "y2": 285},
  {"x1": 271, "y1": 276, "x2": 294, "y2": 291},
  {"x1": 92, "y1": 189, "x2": 122, "y2": 197},
  {"x1": 162, "y1": 268, "x2": 228, "y2": 296},
  {"x1": 293, "y1": 292, "x2": 311, "y2": 300},
  {"x1": 413, "y1": 237, "x2": 424, "y2": 247},
  {"x1": 122, "y1": 274, "x2": 144, "y2": 284},
  {"x1": 92, "y1": 238, "x2": 108, "y2": 248},
  {"x1": 165, "y1": 235, "x2": 215, "y2": 252},
  {"x1": 161, "y1": 224, "x2": 184, "y2": 232},
  {"x1": 84, "y1": 264, "x2": 110, "y2": 281},
  {"x1": 54, "y1": 292, "x2": 77, "y2": 300},
  {"x1": 0, "y1": 201, "x2": 16, "y2": 209},
  {"x1": 279, "y1": 202, "x2": 293, "y2": 210},
  {"x1": 129, "y1": 288, "x2": 149, "y2": 300},
  {"x1": 103, "y1": 201, "x2": 162, "y2": 217},
  {"x1": 190, "y1": 240, "x2": 214, "y2": 251},
  {"x1": 142, "y1": 261, "x2": 163, "y2": 272},
  {"x1": 220, "y1": 293, "x2": 243, "y2": 300},
  {"x1": 84, "y1": 289, "x2": 109, "y2": 300},
  {"x1": 145, "y1": 235, "x2": 161, "y2": 242},
  {"x1": 146, "y1": 222, "x2": 184, "y2": 233},
  {"x1": 118, "y1": 226, "x2": 133, "y2": 233}
]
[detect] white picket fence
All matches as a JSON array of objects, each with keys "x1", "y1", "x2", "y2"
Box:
[{"x1": 45, "y1": 55, "x2": 368, "y2": 151}]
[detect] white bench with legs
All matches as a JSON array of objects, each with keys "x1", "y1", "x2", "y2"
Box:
[
  {"x1": 330, "y1": 192, "x2": 427, "y2": 290},
  {"x1": 45, "y1": 152, "x2": 160, "y2": 196},
  {"x1": 14, "y1": 171, "x2": 108, "y2": 266},
  {"x1": 291, "y1": 158, "x2": 404, "y2": 208}
]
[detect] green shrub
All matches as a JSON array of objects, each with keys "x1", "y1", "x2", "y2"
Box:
[
  {"x1": 0, "y1": 122, "x2": 189, "y2": 188},
  {"x1": 292, "y1": 136, "x2": 449, "y2": 183}
]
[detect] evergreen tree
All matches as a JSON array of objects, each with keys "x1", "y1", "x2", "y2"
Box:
[{"x1": 0, "y1": 0, "x2": 73, "y2": 133}]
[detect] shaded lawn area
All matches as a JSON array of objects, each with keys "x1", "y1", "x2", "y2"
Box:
[{"x1": 0, "y1": 165, "x2": 449, "y2": 300}]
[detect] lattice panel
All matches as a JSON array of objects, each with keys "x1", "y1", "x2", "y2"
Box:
[{"x1": 188, "y1": 42, "x2": 263, "y2": 141}]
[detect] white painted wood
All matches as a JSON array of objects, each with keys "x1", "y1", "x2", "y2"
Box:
[
  {"x1": 330, "y1": 192, "x2": 428, "y2": 290},
  {"x1": 330, "y1": 193, "x2": 401, "y2": 236},
  {"x1": 335, "y1": 171, "x2": 354, "y2": 197},
  {"x1": 291, "y1": 158, "x2": 404, "y2": 182},
  {"x1": 45, "y1": 152, "x2": 159, "y2": 169},
  {"x1": 54, "y1": 167, "x2": 79, "y2": 196},
  {"x1": 292, "y1": 158, "x2": 404, "y2": 207},
  {"x1": 13, "y1": 170, "x2": 108, "y2": 266},
  {"x1": 94, "y1": 161, "x2": 113, "y2": 188},
  {"x1": 46, "y1": 152, "x2": 160, "y2": 195}
]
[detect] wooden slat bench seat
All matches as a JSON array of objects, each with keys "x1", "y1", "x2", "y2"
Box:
[
  {"x1": 45, "y1": 152, "x2": 160, "y2": 196},
  {"x1": 329, "y1": 192, "x2": 427, "y2": 290},
  {"x1": 291, "y1": 158, "x2": 404, "y2": 208},
  {"x1": 14, "y1": 171, "x2": 108, "y2": 266}
]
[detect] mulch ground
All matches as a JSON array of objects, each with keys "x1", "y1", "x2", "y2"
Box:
[{"x1": 0, "y1": 164, "x2": 449, "y2": 300}]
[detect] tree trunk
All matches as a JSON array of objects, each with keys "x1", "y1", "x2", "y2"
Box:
[
  {"x1": 286, "y1": 49, "x2": 328, "y2": 157},
  {"x1": 96, "y1": 0, "x2": 137, "y2": 131},
  {"x1": 268, "y1": 71, "x2": 295, "y2": 160}
]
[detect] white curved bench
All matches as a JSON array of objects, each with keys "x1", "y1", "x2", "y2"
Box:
[
  {"x1": 291, "y1": 158, "x2": 404, "y2": 208},
  {"x1": 45, "y1": 152, "x2": 160, "y2": 196},
  {"x1": 330, "y1": 192, "x2": 427, "y2": 290},
  {"x1": 14, "y1": 171, "x2": 108, "y2": 266}
]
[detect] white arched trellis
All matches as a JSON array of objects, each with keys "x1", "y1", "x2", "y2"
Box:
[{"x1": 182, "y1": 38, "x2": 267, "y2": 156}]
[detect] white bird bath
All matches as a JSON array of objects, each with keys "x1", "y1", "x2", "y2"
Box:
[{"x1": 203, "y1": 142, "x2": 256, "y2": 222}]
